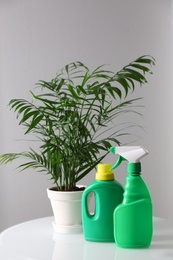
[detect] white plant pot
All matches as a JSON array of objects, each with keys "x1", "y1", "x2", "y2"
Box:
[{"x1": 47, "y1": 186, "x2": 84, "y2": 234}]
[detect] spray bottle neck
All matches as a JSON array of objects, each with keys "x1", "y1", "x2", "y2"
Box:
[{"x1": 128, "y1": 162, "x2": 141, "y2": 176}]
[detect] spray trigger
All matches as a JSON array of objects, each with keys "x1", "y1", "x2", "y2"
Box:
[{"x1": 111, "y1": 156, "x2": 126, "y2": 170}]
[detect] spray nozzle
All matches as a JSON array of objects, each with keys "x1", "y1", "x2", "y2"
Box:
[{"x1": 110, "y1": 146, "x2": 148, "y2": 170}]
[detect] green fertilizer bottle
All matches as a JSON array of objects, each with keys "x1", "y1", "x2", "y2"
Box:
[
  {"x1": 110, "y1": 146, "x2": 153, "y2": 248},
  {"x1": 82, "y1": 163, "x2": 124, "y2": 242}
]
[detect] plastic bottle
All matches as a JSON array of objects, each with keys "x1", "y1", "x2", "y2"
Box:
[
  {"x1": 82, "y1": 163, "x2": 124, "y2": 242},
  {"x1": 110, "y1": 146, "x2": 153, "y2": 248}
]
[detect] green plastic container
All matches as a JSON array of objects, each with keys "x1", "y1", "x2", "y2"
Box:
[
  {"x1": 110, "y1": 146, "x2": 153, "y2": 248},
  {"x1": 82, "y1": 164, "x2": 124, "y2": 242}
]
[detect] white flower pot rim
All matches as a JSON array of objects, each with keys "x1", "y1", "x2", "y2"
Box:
[
  {"x1": 47, "y1": 186, "x2": 85, "y2": 201},
  {"x1": 48, "y1": 185, "x2": 85, "y2": 193}
]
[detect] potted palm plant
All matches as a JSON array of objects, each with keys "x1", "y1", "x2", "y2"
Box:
[{"x1": 0, "y1": 55, "x2": 155, "y2": 233}]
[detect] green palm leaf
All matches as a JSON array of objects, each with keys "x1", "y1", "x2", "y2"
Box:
[{"x1": 0, "y1": 55, "x2": 155, "y2": 190}]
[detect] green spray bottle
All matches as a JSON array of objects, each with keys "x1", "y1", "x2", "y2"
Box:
[
  {"x1": 110, "y1": 146, "x2": 153, "y2": 248},
  {"x1": 82, "y1": 163, "x2": 124, "y2": 242}
]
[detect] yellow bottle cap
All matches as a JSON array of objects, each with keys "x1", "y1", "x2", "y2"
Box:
[{"x1": 96, "y1": 164, "x2": 114, "y2": 180}]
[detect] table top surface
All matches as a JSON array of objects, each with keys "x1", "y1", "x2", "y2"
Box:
[{"x1": 0, "y1": 216, "x2": 173, "y2": 260}]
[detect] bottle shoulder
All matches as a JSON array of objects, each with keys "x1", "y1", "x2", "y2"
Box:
[
  {"x1": 84, "y1": 180, "x2": 123, "y2": 191},
  {"x1": 126, "y1": 175, "x2": 149, "y2": 190},
  {"x1": 123, "y1": 175, "x2": 151, "y2": 203}
]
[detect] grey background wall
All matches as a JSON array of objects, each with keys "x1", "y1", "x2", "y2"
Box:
[{"x1": 0, "y1": 0, "x2": 173, "y2": 231}]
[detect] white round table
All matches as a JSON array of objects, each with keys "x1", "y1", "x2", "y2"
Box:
[{"x1": 0, "y1": 216, "x2": 173, "y2": 260}]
